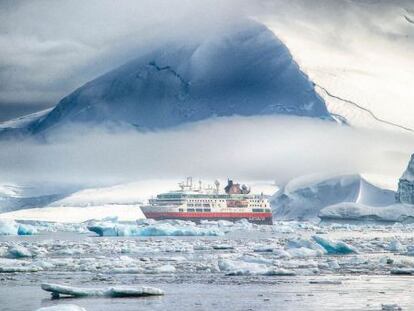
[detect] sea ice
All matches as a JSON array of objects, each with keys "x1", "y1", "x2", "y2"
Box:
[
  {"x1": 36, "y1": 305, "x2": 86, "y2": 311},
  {"x1": 217, "y1": 258, "x2": 294, "y2": 276},
  {"x1": 41, "y1": 283, "x2": 164, "y2": 298},
  {"x1": 387, "y1": 240, "x2": 407, "y2": 253},
  {"x1": 88, "y1": 222, "x2": 223, "y2": 237}
]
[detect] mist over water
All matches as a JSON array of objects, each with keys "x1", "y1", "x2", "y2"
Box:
[{"x1": 0, "y1": 116, "x2": 412, "y2": 187}]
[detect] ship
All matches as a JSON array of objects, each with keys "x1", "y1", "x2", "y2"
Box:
[{"x1": 140, "y1": 178, "x2": 273, "y2": 224}]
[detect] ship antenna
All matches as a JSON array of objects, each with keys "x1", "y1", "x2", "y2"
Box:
[{"x1": 214, "y1": 180, "x2": 220, "y2": 194}]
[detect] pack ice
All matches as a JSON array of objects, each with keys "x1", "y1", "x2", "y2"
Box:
[{"x1": 88, "y1": 220, "x2": 225, "y2": 237}]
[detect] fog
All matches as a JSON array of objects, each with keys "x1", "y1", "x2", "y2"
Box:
[{"x1": 0, "y1": 116, "x2": 412, "y2": 187}]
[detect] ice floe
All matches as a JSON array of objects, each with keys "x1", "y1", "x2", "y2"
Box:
[
  {"x1": 88, "y1": 221, "x2": 224, "y2": 237},
  {"x1": 36, "y1": 305, "x2": 86, "y2": 311},
  {"x1": 41, "y1": 283, "x2": 164, "y2": 298}
]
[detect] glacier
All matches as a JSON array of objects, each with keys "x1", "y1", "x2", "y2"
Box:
[{"x1": 0, "y1": 19, "x2": 330, "y2": 137}]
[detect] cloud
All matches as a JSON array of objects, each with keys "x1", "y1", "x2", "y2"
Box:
[{"x1": 0, "y1": 116, "x2": 412, "y2": 187}]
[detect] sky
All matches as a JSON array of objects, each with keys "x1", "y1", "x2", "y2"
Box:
[{"x1": 1, "y1": 0, "x2": 413, "y2": 123}]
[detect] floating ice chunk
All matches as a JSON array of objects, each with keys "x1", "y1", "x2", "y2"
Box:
[
  {"x1": 217, "y1": 258, "x2": 294, "y2": 276},
  {"x1": 36, "y1": 304, "x2": 86, "y2": 311},
  {"x1": 381, "y1": 304, "x2": 402, "y2": 311},
  {"x1": 213, "y1": 244, "x2": 234, "y2": 250},
  {"x1": 263, "y1": 268, "x2": 296, "y2": 276},
  {"x1": 405, "y1": 245, "x2": 414, "y2": 256},
  {"x1": 0, "y1": 265, "x2": 42, "y2": 272},
  {"x1": 287, "y1": 247, "x2": 322, "y2": 258},
  {"x1": 312, "y1": 236, "x2": 357, "y2": 254},
  {"x1": 287, "y1": 238, "x2": 326, "y2": 253},
  {"x1": 154, "y1": 265, "x2": 176, "y2": 274},
  {"x1": 0, "y1": 219, "x2": 19, "y2": 235},
  {"x1": 88, "y1": 222, "x2": 223, "y2": 237},
  {"x1": 8, "y1": 245, "x2": 33, "y2": 258},
  {"x1": 387, "y1": 240, "x2": 407, "y2": 253},
  {"x1": 17, "y1": 223, "x2": 38, "y2": 235},
  {"x1": 309, "y1": 280, "x2": 342, "y2": 285},
  {"x1": 390, "y1": 268, "x2": 414, "y2": 275},
  {"x1": 41, "y1": 283, "x2": 164, "y2": 298}
]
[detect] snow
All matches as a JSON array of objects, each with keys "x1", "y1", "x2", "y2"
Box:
[
  {"x1": 263, "y1": 2, "x2": 414, "y2": 131},
  {"x1": 88, "y1": 221, "x2": 224, "y2": 237},
  {"x1": 36, "y1": 304, "x2": 86, "y2": 311},
  {"x1": 41, "y1": 283, "x2": 164, "y2": 298},
  {"x1": 0, "y1": 108, "x2": 52, "y2": 130}
]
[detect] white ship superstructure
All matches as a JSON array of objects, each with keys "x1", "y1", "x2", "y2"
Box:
[{"x1": 140, "y1": 178, "x2": 273, "y2": 224}]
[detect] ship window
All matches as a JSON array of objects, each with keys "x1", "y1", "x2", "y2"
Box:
[
  {"x1": 253, "y1": 208, "x2": 264, "y2": 213},
  {"x1": 187, "y1": 208, "x2": 195, "y2": 212},
  {"x1": 179, "y1": 208, "x2": 183, "y2": 212},
  {"x1": 204, "y1": 209, "x2": 211, "y2": 212},
  {"x1": 196, "y1": 208, "x2": 203, "y2": 212}
]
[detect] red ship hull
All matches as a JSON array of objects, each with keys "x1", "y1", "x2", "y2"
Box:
[{"x1": 143, "y1": 211, "x2": 273, "y2": 225}]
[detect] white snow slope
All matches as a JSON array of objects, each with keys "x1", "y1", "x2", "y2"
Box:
[{"x1": 263, "y1": 0, "x2": 414, "y2": 132}]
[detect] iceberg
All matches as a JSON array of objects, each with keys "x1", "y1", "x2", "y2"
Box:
[
  {"x1": 41, "y1": 283, "x2": 164, "y2": 298},
  {"x1": 396, "y1": 154, "x2": 414, "y2": 205},
  {"x1": 0, "y1": 219, "x2": 38, "y2": 235},
  {"x1": 312, "y1": 236, "x2": 357, "y2": 254},
  {"x1": 7, "y1": 245, "x2": 34, "y2": 258},
  {"x1": 88, "y1": 222, "x2": 224, "y2": 237},
  {"x1": 0, "y1": 219, "x2": 19, "y2": 235},
  {"x1": 272, "y1": 174, "x2": 396, "y2": 221},
  {"x1": 36, "y1": 305, "x2": 86, "y2": 311}
]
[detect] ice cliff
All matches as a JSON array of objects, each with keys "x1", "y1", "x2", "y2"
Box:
[{"x1": 396, "y1": 154, "x2": 414, "y2": 205}]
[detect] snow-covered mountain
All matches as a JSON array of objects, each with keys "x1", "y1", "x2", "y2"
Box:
[
  {"x1": 0, "y1": 20, "x2": 331, "y2": 137},
  {"x1": 263, "y1": 1, "x2": 414, "y2": 132}
]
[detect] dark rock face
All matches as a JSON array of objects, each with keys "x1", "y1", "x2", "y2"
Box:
[{"x1": 397, "y1": 154, "x2": 414, "y2": 205}]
